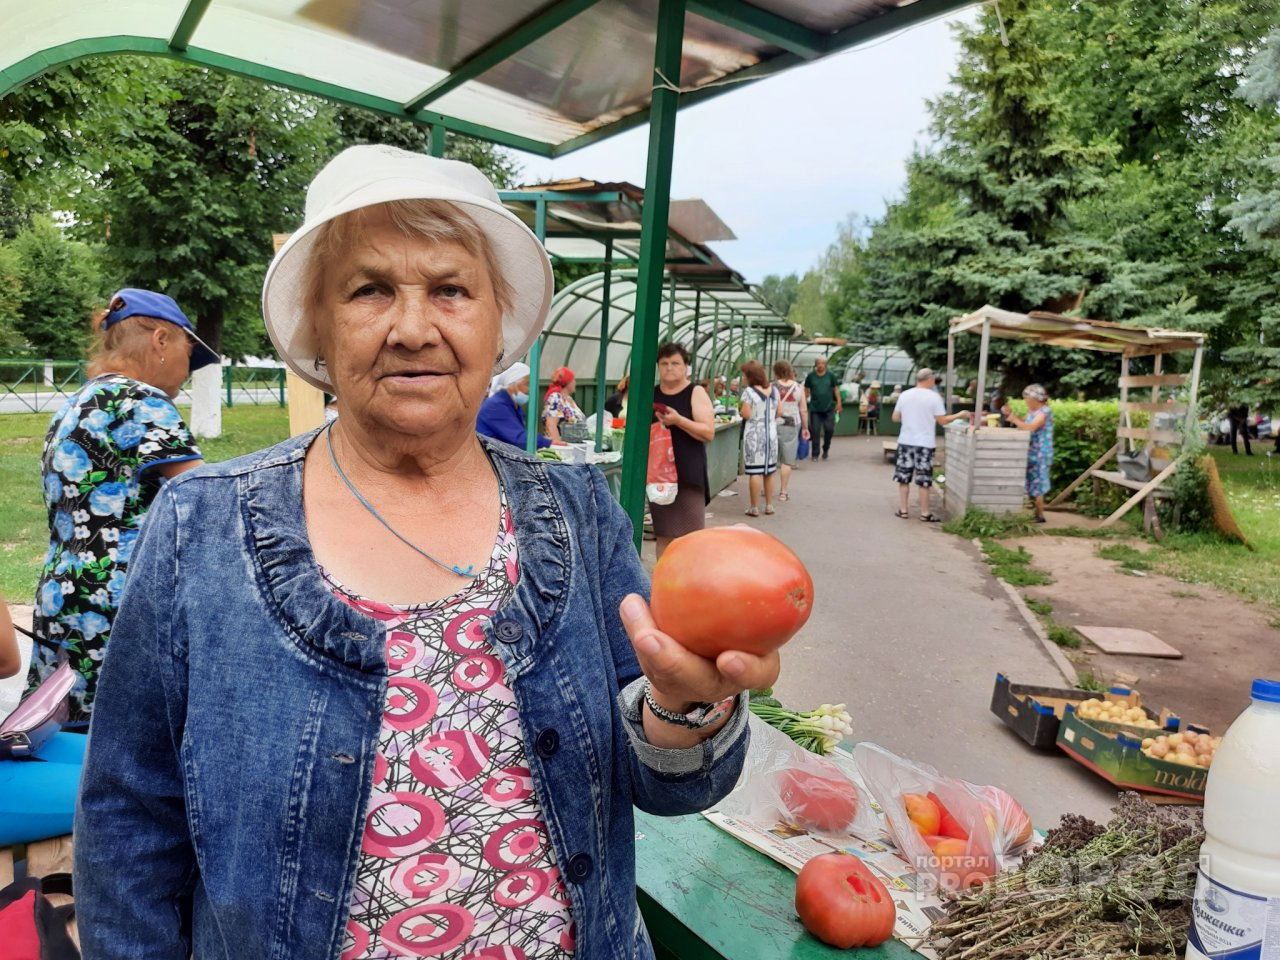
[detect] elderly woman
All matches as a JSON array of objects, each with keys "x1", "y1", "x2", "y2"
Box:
[
  {"x1": 476, "y1": 361, "x2": 550, "y2": 450},
  {"x1": 541, "y1": 366, "x2": 587, "y2": 443},
  {"x1": 28, "y1": 288, "x2": 215, "y2": 720},
  {"x1": 75, "y1": 145, "x2": 772, "y2": 960},
  {"x1": 1002, "y1": 384, "x2": 1055, "y2": 523}
]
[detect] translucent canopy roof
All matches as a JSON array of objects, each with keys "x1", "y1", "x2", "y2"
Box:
[
  {"x1": 843, "y1": 345, "x2": 917, "y2": 385},
  {"x1": 4, "y1": 0, "x2": 976, "y2": 156},
  {"x1": 540, "y1": 268, "x2": 796, "y2": 383}
]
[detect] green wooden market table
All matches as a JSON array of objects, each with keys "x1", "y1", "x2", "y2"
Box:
[
  {"x1": 707, "y1": 420, "x2": 743, "y2": 496},
  {"x1": 633, "y1": 809, "x2": 918, "y2": 960},
  {"x1": 594, "y1": 420, "x2": 743, "y2": 505}
]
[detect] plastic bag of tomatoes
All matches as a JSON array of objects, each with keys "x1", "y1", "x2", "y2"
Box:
[
  {"x1": 854, "y1": 742, "x2": 1001, "y2": 894},
  {"x1": 716, "y1": 715, "x2": 880, "y2": 839}
]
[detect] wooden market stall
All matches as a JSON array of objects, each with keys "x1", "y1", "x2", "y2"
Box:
[{"x1": 946, "y1": 306, "x2": 1205, "y2": 527}]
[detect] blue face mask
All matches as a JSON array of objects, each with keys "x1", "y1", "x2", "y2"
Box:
[{"x1": 512, "y1": 391, "x2": 529, "y2": 407}]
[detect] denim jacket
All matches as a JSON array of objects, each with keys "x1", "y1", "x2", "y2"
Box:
[{"x1": 75, "y1": 431, "x2": 749, "y2": 960}]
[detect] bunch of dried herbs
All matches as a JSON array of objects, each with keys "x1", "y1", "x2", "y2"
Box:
[{"x1": 927, "y1": 794, "x2": 1204, "y2": 960}]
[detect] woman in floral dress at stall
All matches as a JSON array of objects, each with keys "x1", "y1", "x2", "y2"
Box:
[{"x1": 1002, "y1": 384, "x2": 1055, "y2": 524}]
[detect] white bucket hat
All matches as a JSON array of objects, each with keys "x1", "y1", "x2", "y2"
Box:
[{"x1": 262, "y1": 144, "x2": 554, "y2": 393}]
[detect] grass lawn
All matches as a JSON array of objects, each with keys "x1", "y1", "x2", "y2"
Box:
[
  {"x1": 0, "y1": 405, "x2": 288, "y2": 601},
  {"x1": 1155, "y1": 446, "x2": 1280, "y2": 612}
]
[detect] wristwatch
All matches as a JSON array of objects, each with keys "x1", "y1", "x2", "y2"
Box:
[{"x1": 643, "y1": 682, "x2": 736, "y2": 730}]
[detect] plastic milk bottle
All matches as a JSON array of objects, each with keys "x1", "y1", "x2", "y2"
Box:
[{"x1": 1186, "y1": 679, "x2": 1280, "y2": 960}]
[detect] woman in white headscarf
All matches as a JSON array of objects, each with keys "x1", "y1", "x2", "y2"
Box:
[{"x1": 476, "y1": 360, "x2": 552, "y2": 449}]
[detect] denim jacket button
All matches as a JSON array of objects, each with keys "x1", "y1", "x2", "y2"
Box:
[
  {"x1": 567, "y1": 853, "x2": 593, "y2": 883},
  {"x1": 535, "y1": 728, "x2": 560, "y2": 758},
  {"x1": 495, "y1": 620, "x2": 523, "y2": 643}
]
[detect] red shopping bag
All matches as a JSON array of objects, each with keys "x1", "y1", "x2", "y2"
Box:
[
  {"x1": 646, "y1": 422, "x2": 678, "y2": 505},
  {"x1": 647, "y1": 422, "x2": 677, "y2": 485}
]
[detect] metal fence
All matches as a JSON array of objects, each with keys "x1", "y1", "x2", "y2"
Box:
[{"x1": 0, "y1": 360, "x2": 286, "y2": 414}]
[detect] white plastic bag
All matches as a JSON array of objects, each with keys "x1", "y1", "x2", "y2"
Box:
[
  {"x1": 717, "y1": 715, "x2": 880, "y2": 840},
  {"x1": 645, "y1": 482, "x2": 678, "y2": 506},
  {"x1": 855, "y1": 742, "x2": 998, "y2": 893}
]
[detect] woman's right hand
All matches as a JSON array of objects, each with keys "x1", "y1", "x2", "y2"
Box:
[{"x1": 619, "y1": 594, "x2": 780, "y2": 710}]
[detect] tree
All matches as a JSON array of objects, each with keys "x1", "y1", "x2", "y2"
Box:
[
  {"x1": 788, "y1": 270, "x2": 830, "y2": 336},
  {"x1": 331, "y1": 107, "x2": 521, "y2": 188},
  {"x1": 1221, "y1": 29, "x2": 1280, "y2": 411},
  {"x1": 3, "y1": 59, "x2": 525, "y2": 362},
  {"x1": 838, "y1": 0, "x2": 1280, "y2": 398},
  {"x1": 0, "y1": 242, "x2": 26, "y2": 354},
  {"x1": 60, "y1": 60, "x2": 337, "y2": 359},
  {"x1": 9, "y1": 217, "x2": 102, "y2": 358},
  {"x1": 757, "y1": 273, "x2": 799, "y2": 317}
]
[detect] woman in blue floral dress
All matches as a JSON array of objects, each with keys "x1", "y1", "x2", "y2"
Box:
[
  {"x1": 27, "y1": 288, "x2": 218, "y2": 720},
  {"x1": 1002, "y1": 384, "x2": 1054, "y2": 524}
]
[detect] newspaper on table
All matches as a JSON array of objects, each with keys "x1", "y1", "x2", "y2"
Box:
[
  {"x1": 703, "y1": 717, "x2": 1038, "y2": 957},
  {"x1": 703, "y1": 747, "x2": 947, "y2": 957}
]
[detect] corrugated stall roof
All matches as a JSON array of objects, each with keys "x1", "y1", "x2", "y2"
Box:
[{"x1": 950, "y1": 306, "x2": 1206, "y2": 354}]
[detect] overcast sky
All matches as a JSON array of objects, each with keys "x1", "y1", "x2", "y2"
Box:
[{"x1": 512, "y1": 8, "x2": 977, "y2": 285}]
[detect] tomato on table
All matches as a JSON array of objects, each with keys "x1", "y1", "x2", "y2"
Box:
[{"x1": 795, "y1": 853, "x2": 896, "y2": 949}]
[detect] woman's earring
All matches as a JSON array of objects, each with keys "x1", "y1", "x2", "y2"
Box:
[{"x1": 493, "y1": 349, "x2": 505, "y2": 372}]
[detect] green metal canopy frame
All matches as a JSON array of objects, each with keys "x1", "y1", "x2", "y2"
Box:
[
  {"x1": 539, "y1": 269, "x2": 795, "y2": 387},
  {"x1": 3, "y1": 0, "x2": 977, "y2": 542}
]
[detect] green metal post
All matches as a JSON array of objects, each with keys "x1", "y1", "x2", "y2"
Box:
[
  {"x1": 709, "y1": 303, "x2": 721, "y2": 382},
  {"x1": 691, "y1": 288, "x2": 701, "y2": 378},
  {"x1": 225, "y1": 367, "x2": 233, "y2": 407},
  {"x1": 666, "y1": 272, "x2": 676, "y2": 342},
  {"x1": 278, "y1": 369, "x2": 286, "y2": 407},
  {"x1": 429, "y1": 125, "x2": 446, "y2": 157},
  {"x1": 621, "y1": 0, "x2": 686, "y2": 546},
  {"x1": 526, "y1": 199, "x2": 547, "y2": 452},
  {"x1": 594, "y1": 239, "x2": 614, "y2": 452}
]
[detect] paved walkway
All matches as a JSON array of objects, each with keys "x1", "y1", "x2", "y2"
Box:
[
  {"x1": 684, "y1": 434, "x2": 1118, "y2": 829},
  {"x1": 4, "y1": 433, "x2": 1119, "y2": 829}
]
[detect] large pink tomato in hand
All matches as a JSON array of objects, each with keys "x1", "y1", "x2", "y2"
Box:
[{"x1": 649, "y1": 527, "x2": 813, "y2": 659}]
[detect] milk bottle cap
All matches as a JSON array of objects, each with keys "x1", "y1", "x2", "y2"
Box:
[{"x1": 1251, "y1": 678, "x2": 1280, "y2": 703}]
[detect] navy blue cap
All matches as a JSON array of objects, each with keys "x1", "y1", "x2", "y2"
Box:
[
  {"x1": 1252, "y1": 679, "x2": 1280, "y2": 703},
  {"x1": 103, "y1": 288, "x2": 220, "y2": 372}
]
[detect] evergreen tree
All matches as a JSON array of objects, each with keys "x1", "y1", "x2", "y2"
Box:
[
  {"x1": 9, "y1": 217, "x2": 102, "y2": 358},
  {"x1": 1222, "y1": 30, "x2": 1280, "y2": 411}
]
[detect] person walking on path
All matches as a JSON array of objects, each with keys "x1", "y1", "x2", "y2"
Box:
[
  {"x1": 892, "y1": 368, "x2": 971, "y2": 522},
  {"x1": 1002, "y1": 384, "x2": 1055, "y2": 523},
  {"x1": 28, "y1": 288, "x2": 215, "y2": 721},
  {"x1": 1227, "y1": 404, "x2": 1253, "y2": 456},
  {"x1": 771, "y1": 359, "x2": 808, "y2": 501},
  {"x1": 651, "y1": 342, "x2": 715, "y2": 558},
  {"x1": 740, "y1": 360, "x2": 780, "y2": 516},
  {"x1": 804, "y1": 356, "x2": 842, "y2": 460}
]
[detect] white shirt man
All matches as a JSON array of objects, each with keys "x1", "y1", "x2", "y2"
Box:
[{"x1": 891, "y1": 368, "x2": 971, "y2": 521}]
